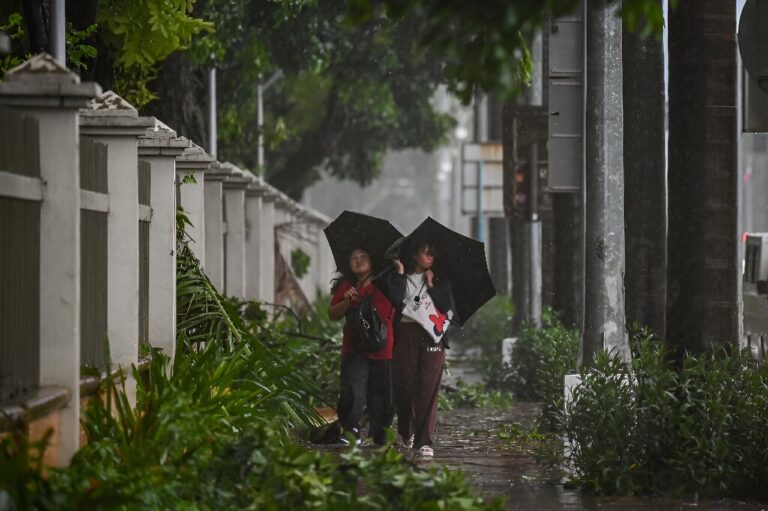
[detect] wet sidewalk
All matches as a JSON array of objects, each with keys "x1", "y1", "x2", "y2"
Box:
[{"x1": 425, "y1": 404, "x2": 767, "y2": 511}]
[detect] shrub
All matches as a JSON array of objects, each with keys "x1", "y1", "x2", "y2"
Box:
[
  {"x1": 562, "y1": 339, "x2": 768, "y2": 500},
  {"x1": 497, "y1": 311, "x2": 579, "y2": 429},
  {"x1": 439, "y1": 379, "x2": 514, "y2": 411},
  {"x1": 449, "y1": 296, "x2": 514, "y2": 383}
]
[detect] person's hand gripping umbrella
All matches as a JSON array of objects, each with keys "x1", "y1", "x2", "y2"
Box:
[{"x1": 386, "y1": 216, "x2": 496, "y2": 326}]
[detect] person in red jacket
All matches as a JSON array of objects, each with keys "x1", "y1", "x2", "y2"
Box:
[{"x1": 328, "y1": 247, "x2": 396, "y2": 445}]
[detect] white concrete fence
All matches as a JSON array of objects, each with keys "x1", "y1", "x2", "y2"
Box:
[{"x1": 0, "y1": 54, "x2": 333, "y2": 462}]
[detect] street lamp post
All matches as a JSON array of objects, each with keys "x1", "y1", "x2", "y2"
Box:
[
  {"x1": 208, "y1": 64, "x2": 217, "y2": 157},
  {"x1": 51, "y1": 0, "x2": 65, "y2": 64},
  {"x1": 257, "y1": 70, "x2": 284, "y2": 170}
]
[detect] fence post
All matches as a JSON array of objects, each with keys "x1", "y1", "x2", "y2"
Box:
[
  {"x1": 176, "y1": 141, "x2": 214, "y2": 267},
  {"x1": 245, "y1": 180, "x2": 268, "y2": 302},
  {"x1": 0, "y1": 54, "x2": 100, "y2": 463},
  {"x1": 203, "y1": 162, "x2": 225, "y2": 291},
  {"x1": 221, "y1": 163, "x2": 250, "y2": 299},
  {"x1": 79, "y1": 91, "x2": 154, "y2": 405},
  {"x1": 259, "y1": 192, "x2": 277, "y2": 303},
  {"x1": 138, "y1": 119, "x2": 189, "y2": 364}
]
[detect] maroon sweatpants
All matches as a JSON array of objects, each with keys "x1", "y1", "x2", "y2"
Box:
[{"x1": 392, "y1": 322, "x2": 446, "y2": 449}]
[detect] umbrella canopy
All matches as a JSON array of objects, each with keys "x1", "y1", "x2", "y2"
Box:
[
  {"x1": 390, "y1": 217, "x2": 496, "y2": 326},
  {"x1": 324, "y1": 211, "x2": 404, "y2": 275}
]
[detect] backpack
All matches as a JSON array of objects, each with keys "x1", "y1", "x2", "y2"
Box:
[{"x1": 347, "y1": 294, "x2": 388, "y2": 353}]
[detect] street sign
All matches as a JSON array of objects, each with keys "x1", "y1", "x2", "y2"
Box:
[
  {"x1": 739, "y1": 0, "x2": 768, "y2": 93},
  {"x1": 461, "y1": 143, "x2": 504, "y2": 215}
]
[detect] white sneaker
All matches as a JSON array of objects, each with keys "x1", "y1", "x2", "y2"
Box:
[
  {"x1": 417, "y1": 445, "x2": 434, "y2": 457},
  {"x1": 400, "y1": 434, "x2": 414, "y2": 449}
]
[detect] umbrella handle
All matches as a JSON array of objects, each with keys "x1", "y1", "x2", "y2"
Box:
[{"x1": 371, "y1": 266, "x2": 394, "y2": 282}]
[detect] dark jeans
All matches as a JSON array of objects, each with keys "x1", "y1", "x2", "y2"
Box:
[
  {"x1": 337, "y1": 353, "x2": 394, "y2": 444},
  {"x1": 392, "y1": 322, "x2": 446, "y2": 449}
]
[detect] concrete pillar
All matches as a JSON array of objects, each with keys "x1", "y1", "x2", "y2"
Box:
[
  {"x1": 223, "y1": 182, "x2": 247, "y2": 298},
  {"x1": 259, "y1": 195, "x2": 277, "y2": 303},
  {"x1": 138, "y1": 119, "x2": 188, "y2": 364},
  {"x1": 0, "y1": 53, "x2": 100, "y2": 463},
  {"x1": 203, "y1": 170, "x2": 225, "y2": 291},
  {"x1": 245, "y1": 188, "x2": 264, "y2": 301},
  {"x1": 581, "y1": 0, "x2": 630, "y2": 367},
  {"x1": 213, "y1": 162, "x2": 250, "y2": 299},
  {"x1": 80, "y1": 91, "x2": 154, "y2": 405},
  {"x1": 176, "y1": 141, "x2": 214, "y2": 266}
]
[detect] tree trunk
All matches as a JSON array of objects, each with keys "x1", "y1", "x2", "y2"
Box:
[
  {"x1": 22, "y1": 0, "x2": 51, "y2": 53},
  {"x1": 667, "y1": 0, "x2": 739, "y2": 354},
  {"x1": 622, "y1": 2, "x2": 667, "y2": 339},
  {"x1": 266, "y1": 82, "x2": 340, "y2": 200},
  {"x1": 142, "y1": 52, "x2": 208, "y2": 149},
  {"x1": 552, "y1": 193, "x2": 583, "y2": 328},
  {"x1": 581, "y1": 0, "x2": 630, "y2": 367}
]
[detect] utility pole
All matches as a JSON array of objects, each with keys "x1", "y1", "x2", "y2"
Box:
[
  {"x1": 581, "y1": 0, "x2": 630, "y2": 367},
  {"x1": 51, "y1": 0, "x2": 65, "y2": 64},
  {"x1": 208, "y1": 63, "x2": 217, "y2": 157},
  {"x1": 257, "y1": 70, "x2": 284, "y2": 170},
  {"x1": 474, "y1": 93, "x2": 489, "y2": 242},
  {"x1": 524, "y1": 143, "x2": 542, "y2": 326}
]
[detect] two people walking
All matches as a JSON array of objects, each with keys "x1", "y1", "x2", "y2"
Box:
[
  {"x1": 324, "y1": 212, "x2": 495, "y2": 457},
  {"x1": 328, "y1": 238, "x2": 449, "y2": 457}
]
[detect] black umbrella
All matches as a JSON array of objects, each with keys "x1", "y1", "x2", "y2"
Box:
[
  {"x1": 324, "y1": 211, "x2": 404, "y2": 275},
  {"x1": 389, "y1": 217, "x2": 496, "y2": 326}
]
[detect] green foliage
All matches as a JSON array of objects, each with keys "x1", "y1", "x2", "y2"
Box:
[
  {"x1": 0, "y1": 12, "x2": 25, "y2": 74},
  {"x1": 562, "y1": 338, "x2": 768, "y2": 499},
  {"x1": 65, "y1": 23, "x2": 98, "y2": 71},
  {"x1": 505, "y1": 310, "x2": 579, "y2": 429},
  {"x1": 622, "y1": 0, "x2": 676, "y2": 38},
  {"x1": 291, "y1": 247, "x2": 312, "y2": 278},
  {"x1": 247, "y1": 295, "x2": 343, "y2": 407},
  {"x1": 345, "y1": 0, "x2": 672, "y2": 103},
  {"x1": 190, "y1": 0, "x2": 455, "y2": 196},
  {"x1": 439, "y1": 378, "x2": 513, "y2": 411},
  {"x1": 0, "y1": 432, "x2": 57, "y2": 509},
  {"x1": 449, "y1": 295, "x2": 514, "y2": 384},
  {"x1": 98, "y1": 0, "x2": 212, "y2": 106}
]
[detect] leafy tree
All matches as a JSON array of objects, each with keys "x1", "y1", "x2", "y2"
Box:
[
  {"x1": 345, "y1": 0, "x2": 672, "y2": 103},
  {"x1": 181, "y1": 0, "x2": 455, "y2": 198}
]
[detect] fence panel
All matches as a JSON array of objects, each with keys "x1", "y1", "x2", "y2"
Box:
[
  {"x1": 0, "y1": 108, "x2": 41, "y2": 402},
  {"x1": 139, "y1": 160, "x2": 151, "y2": 347},
  {"x1": 80, "y1": 138, "x2": 109, "y2": 369}
]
